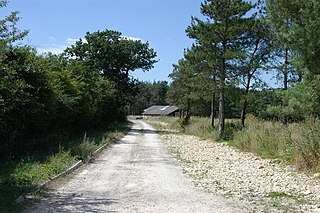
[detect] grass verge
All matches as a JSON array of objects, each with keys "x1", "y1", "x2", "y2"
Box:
[
  {"x1": 0, "y1": 121, "x2": 129, "y2": 212},
  {"x1": 157, "y1": 116, "x2": 320, "y2": 172}
]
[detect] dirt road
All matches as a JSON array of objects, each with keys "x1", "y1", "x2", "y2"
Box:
[{"x1": 23, "y1": 119, "x2": 246, "y2": 212}]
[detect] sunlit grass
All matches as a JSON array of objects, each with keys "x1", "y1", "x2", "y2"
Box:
[{"x1": 157, "y1": 115, "x2": 320, "y2": 172}]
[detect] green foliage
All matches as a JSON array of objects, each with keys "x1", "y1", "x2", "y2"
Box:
[
  {"x1": 1, "y1": 25, "x2": 155, "y2": 158},
  {"x1": 221, "y1": 122, "x2": 242, "y2": 141},
  {"x1": 45, "y1": 55, "x2": 116, "y2": 129},
  {"x1": 151, "y1": 81, "x2": 169, "y2": 105},
  {"x1": 268, "y1": 0, "x2": 320, "y2": 76},
  {"x1": 0, "y1": 122, "x2": 128, "y2": 212},
  {"x1": 130, "y1": 81, "x2": 169, "y2": 115},
  {"x1": 65, "y1": 30, "x2": 157, "y2": 105},
  {"x1": 11, "y1": 151, "x2": 75, "y2": 186},
  {"x1": 265, "y1": 75, "x2": 320, "y2": 120},
  {"x1": 72, "y1": 134, "x2": 99, "y2": 161},
  {"x1": 183, "y1": 0, "x2": 259, "y2": 137},
  {"x1": 0, "y1": 47, "x2": 53, "y2": 153},
  {"x1": 0, "y1": 151, "x2": 76, "y2": 212},
  {"x1": 168, "y1": 46, "x2": 213, "y2": 116},
  {"x1": 0, "y1": 0, "x2": 28, "y2": 46}
]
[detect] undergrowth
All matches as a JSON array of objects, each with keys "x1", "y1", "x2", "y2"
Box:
[{"x1": 0, "y1": 121, "x2": 129, "y2": 212}]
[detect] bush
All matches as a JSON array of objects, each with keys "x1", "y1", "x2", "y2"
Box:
[
  {"x1": 221, "y1": 122, "x2": 242, "y2": 141},
  {"x1": 71, "y1": 134, "x2": 99, "y2": 161}
]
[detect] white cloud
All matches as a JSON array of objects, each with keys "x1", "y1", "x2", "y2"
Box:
[
  {"x1": 37, "y1": 46, "x2": 66, "y2": 55},
  {"x1": 37, "y1": 35, "x2": 141, "y2": 55},
  {"x1": 66, "y1": 38, "x2": 79, "y2": 45},
  {"x1": 37, "y1": 37, "x2": 83, "y2": 55},
  {"x1": 121, "y1": 36, "x2": 143, "y2": 42}
]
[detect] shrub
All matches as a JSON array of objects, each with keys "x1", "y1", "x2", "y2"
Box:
[
  {"x1": 221, "y1": 122, "x2": 242, "y2": 141},
  {"x1": 71, "y1": 134, "x2": 99, "y2": 161}
]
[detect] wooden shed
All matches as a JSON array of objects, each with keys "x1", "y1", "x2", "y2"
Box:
[{"x1": 142, "y1": 105, "x2": 179, "y2": 117}]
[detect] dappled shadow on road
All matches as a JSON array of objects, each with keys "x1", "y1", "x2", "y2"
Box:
[
  {"x1": 128, "y1": 128, "x2": 178, "y2": 136},
  {"x1": 25, "y1": 192, "x2": 118, "y2": 213}
]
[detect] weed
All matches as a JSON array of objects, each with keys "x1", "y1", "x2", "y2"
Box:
[
  {"x1": 220, "y1": 122, "x2": 242, "y2": 141},
  {"x1": 0, "y1": 121, "x2": 129, "y2": 212},
  {"x1": 268, "y1": 191, "x2": 291, "y2": 198},
  {"x1": 72, "y1": 134, "x2": 99, "y2": 160}
]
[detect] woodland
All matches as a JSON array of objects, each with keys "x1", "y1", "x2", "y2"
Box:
[{"x1": 0, "y1": 0, "x2": 320, "y2": 210}]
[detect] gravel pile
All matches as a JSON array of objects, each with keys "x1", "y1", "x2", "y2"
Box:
[{"x1": 160, "y1": 132, "x2": 320, "y2": 212}]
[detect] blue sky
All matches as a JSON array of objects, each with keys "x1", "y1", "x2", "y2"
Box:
[{"x1": 3, "y1": 0, "x2": 204, "y2": 82}]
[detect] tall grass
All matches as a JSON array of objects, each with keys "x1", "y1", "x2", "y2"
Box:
[
  {"x1": 161, "y1": 116, "x2": 238, "y2": 141},
  {"x1": 160, "y1": 115, "x2": 320, "y2": 172},
  {"x1": 232, "y1": 116, "x2": 320, "y2": 171}
]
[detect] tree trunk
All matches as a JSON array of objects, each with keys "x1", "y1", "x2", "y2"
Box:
[
  {"x1": 210, "y1": 90, "x2": 215, "y2": 128},
  {"x1": 241, "y1": 78, "x2": 251, "y2": 129},
  {"x1": 185, "y1": 100, "x2": 191, "y2": 124},
  {"x1": 218, "y1": 80, "x2": 225, "y2": 139},
  {"x1": 282, "y1": 48, "x2": 288, "y2": 126},
  {"x1": 240, "y1": 96, "x2": 248, "y2": 129},
  {"x1": 219, "y1": 58, "x2": 226, "y2": 139}
]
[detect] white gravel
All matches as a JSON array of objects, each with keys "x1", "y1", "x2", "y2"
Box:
[
  {"x1": 159, "y1": 128, "x2": 320, "y2": 212},
  {"x1": 23, "y1": 119, "x2": 248, "y2": 213}
]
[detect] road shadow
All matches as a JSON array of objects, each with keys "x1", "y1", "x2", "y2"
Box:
[
  {"x1": 128, "y1": 128, "x2": 178, "y2": 136},
  {"x1": 24, "y1": 191, "x2": 118, "y2": 213}
]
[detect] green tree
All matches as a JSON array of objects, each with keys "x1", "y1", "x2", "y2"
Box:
[
  {"x1": 267, "y1": 0, "x2": 295, "y2": 125},
  {"x1": 129, "y1": 81, "x2": 169, "y2": 115},
  {"x1": 151, "y1": 81, "x2": 169, "y2": 105},
  {"x1": 65, "y1": 30, "x2": 157, "y2": 108},
  {"x1": 237, "y1": 12, "x2": 272, "y2": 128},
  {"x1": 0, "y1": 0, "x2": 28, "y2": 48},
  {"x1": 129, "y1": 81, "x2": 153, "y2": 115},
  {"x1": 268, "y1": 0, "x2": 320, "y2": 76},
  {"x1": 186, "y1": 0, "x2": 256, "y2": 138},
  {"x1": 42, "y1": 54, "x2": 117, "y2": 130},
  {"x1": 267, "y1": 0, "x2": 320, "y2": 119},
  {"x1": 0, "y1": 47, "x2": 53, "y2": 154},
  {"x1": 168, "y1": 46, "x2": 212, "y2": 124}
]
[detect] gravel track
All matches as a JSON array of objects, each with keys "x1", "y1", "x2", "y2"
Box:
[
  {"x1": 23, "y1": 119, "x2": 247, "y2": 213},
  {"x1": 158, "y1": 125, "x2": 320, "y2": 212}
]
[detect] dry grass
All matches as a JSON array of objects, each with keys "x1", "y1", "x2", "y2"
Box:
[
  {"x1": 231, "y1": 116, "x2": 320, "y2": 172},
  {"x1": 159, "y1": 115, "x2": 320, "y2": 172}
]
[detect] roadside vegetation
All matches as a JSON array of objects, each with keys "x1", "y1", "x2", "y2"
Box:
[
  {"x1": 2, "y1": 0, "x2": 320, "y2": 210},
  {"x1": 159, "y1": 116, "x2": 320, "y2": 173},
  {"x1": 166, "y1": 0, "x2": 320, "y2": 142},
  {"x1": 0, "y1": 122, "x2": 129, "y2": 212},
  {"x1": 157, "y1": 0, "x2": 320, "y2": 177},
  {"x1": 1, "y1": 0, "x2": 154, "y2": 211}
]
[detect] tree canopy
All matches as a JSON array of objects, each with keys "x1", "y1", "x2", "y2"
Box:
[
  {"x1": 65, "y1": 30, "x2": 157, "y2": 104},
  {"x1": 1, "y1": 2, "x2": 158, "y2": 158}
]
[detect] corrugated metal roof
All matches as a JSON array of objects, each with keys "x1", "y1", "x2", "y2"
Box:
[{"x1": 142, "y1": 105, "x2": 179, "y2": 115}]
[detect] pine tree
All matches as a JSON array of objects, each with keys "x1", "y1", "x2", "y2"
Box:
[{"x1": 186, "y1": 0, "x2": 256, "y2": 138}]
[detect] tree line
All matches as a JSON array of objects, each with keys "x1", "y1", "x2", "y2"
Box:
[
  {"x1": 166, "y1": 0, "x2": 320, "y2": 138},
  {"x1": 0, "y1": 1, "x2": 157, "y2": 158}
]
